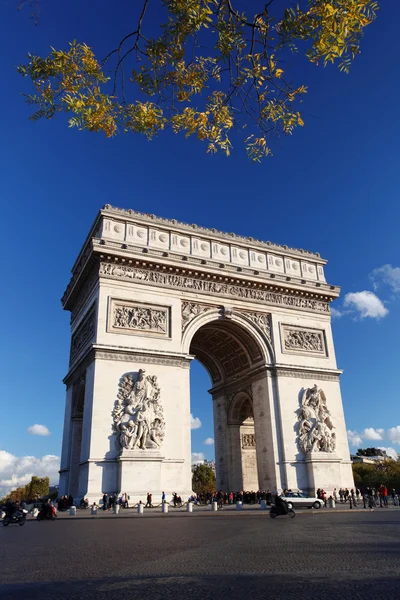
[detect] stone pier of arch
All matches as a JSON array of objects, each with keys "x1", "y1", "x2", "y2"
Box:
[{"x1": 59, "y1": 205, "x2": 354, "y2": 503}]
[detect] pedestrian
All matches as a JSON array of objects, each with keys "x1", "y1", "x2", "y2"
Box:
[
  {"x1": 145, "y1": 493, "x2": 153, "y2": 508},
  {"x1": 102, "y1": 493, "x2": 108, "y2": 511},
  {"x1": 162, "y1": 491, "x2": 166, "y2": 504}
]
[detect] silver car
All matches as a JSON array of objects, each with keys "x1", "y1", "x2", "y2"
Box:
[{"x1": 280, "y1": 492, "x2": 324, "y2": 509}]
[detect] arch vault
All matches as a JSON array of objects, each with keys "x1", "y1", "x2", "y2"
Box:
[{"x1": 59, "y1": 205, "x2": 354, "y2": 502}]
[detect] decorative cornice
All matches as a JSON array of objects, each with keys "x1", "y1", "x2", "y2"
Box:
[
  {"x1": 93, "y1": 345, "x2": 192, "y2": 368},
  {"x1": 272, "y1": 366, "x2": 341, "y2": 382},
  {"x1": 101, "y1": 204, "x2": 322, "y2": 259}
]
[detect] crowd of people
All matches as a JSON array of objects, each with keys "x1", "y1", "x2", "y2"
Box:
[{"x1": 48, "y1": 484, "x2": 400, "y2": 513}]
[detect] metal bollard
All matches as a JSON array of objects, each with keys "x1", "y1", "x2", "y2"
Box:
[
  {"x1": 113, "y1": 503, "x2": 120, "y2": 515},
  {"x1": 260, "y1": 500, "x2": 267, "y2": 510},
  {"x1": 186, "y1": 502, "x2": 193, "y2": 513},
  {"x1": 328, "y1": 497, "x2": 336, "y2": 509},
  {"x1": 69, "y1": 506, "x2": 76, "y2": 516},
  {"x1": 137, "y1": 503, "x2": 144, "y2": 514},
  {"x1": 236, "y1": 501, "x2": 243, "y2": 511},
  {"x1": 91, "y1": 505, "x2": 98, "y2": 515},
  {"x1": 162, "y1": 503, "x2": 169, "y2": 514},
  {"x1": 211, "y1": 501, "x2": 218, "y2": 511}
]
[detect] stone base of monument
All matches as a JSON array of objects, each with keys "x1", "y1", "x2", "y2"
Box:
[
  {"x1": 117, "y1": 450, "x2": 164, "y2": 501},
  {"x1": 305, "y1": 451, "x2": 343, "y2": 496}
]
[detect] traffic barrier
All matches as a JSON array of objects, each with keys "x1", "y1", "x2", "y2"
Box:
[
  {"x1": 260, "y1": 500, "x2": 267, "y2": 510},
  {"x1": 187, "y1": 502, "x2": 193, "y2": 513},
  {"x1": 91, "y1": 505, "x2": 98, "y2": 515},
  {"x1": 211, "y1": 501, "x2": 218, "y2": 511},
  {"x1": 69, "y1": 506, "x2": 76, "y2": 516},
  {"x1": 328, "y1": 497, "x2": 336, "y2": 508},
  {"x1": 113, "y1": 503, "x2": 120, "y2": 515},
  {"x1": 236, "y1": 501, "x2": 243, "y2": 511},
  {"x1": 162, "y1": 503, "x2": 169, "y2": 514},
  {"x1": 137, "y1": 503, "x2": 144, "y2": 514}
]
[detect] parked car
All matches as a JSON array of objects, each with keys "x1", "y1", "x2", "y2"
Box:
[{"x1": 280, "y1": 492, "x2": 324, "y2": 509}]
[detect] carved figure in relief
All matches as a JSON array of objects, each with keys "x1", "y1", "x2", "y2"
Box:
[
  {"x1": 113, "y1": 305, "x2": 167, "y2": 333},
  {"x1": 284, "y1": 329, "x2": 323, "y2": 352},
  {"x1": 112, "y1": 369, "x2": 165, "y2": 451},
  {"x1": 181, "y1": 302, "x2": 213, "y2": 331},
  {"x1": 297, "y1": 385, "x2": 335, "y2": 454}
]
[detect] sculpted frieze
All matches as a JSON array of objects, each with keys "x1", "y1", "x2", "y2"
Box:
[
  {"x1": 110, "y1": 299, "x2": 169, "y2": 337},
  {"x1": 282, "y1": 325, "x2": 326, "y2": 355},
  {"x1": 99, "y1": 262, "x2": 330, "y2": 314}
]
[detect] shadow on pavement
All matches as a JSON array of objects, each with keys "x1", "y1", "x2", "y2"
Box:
[{"x1": 2, "y1": 572, "x2": 400, "y2": 600}]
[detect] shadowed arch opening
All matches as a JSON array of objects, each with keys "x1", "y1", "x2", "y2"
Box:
[
  {"x1": 188, "y1": 316, "x2": 269, "y2": 492},
  {"x1": 189, "y1": 318, "x2": 265, "y2": 386}
]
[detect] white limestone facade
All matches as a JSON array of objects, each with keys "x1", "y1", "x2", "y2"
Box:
[{"x1": 59, "y1": 205, "x2": 354, "y2": 504}]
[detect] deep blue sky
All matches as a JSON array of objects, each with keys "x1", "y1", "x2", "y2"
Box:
[{"x1": 0, "y1": 1, "x2": 399, "y2": 484}]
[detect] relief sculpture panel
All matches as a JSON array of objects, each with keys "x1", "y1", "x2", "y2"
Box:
[
  {"x1": 109, "y1": 298, "x2": 170, "y2": 338},
  {"x1": 281, "y1": 325, "x2": 326, "y2": 356}
]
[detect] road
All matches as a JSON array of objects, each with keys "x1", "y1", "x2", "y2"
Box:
[{"x1": 1, "y1": 509, "x2": 400, "y2": 599}]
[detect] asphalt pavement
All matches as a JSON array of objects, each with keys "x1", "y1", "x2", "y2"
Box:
[{"x1": 1, "y1": 508, "x2": 400, "y2": 599}]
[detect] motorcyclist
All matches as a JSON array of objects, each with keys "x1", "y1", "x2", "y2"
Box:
[
  {"x1": 274, "y1": 494, "x2": 289, "y2": 515},
  {"x1": 4, "y1": 500, "x2": 17, "y2": 520}
]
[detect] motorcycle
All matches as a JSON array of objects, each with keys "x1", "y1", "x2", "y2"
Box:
[
  {"x1": 37, "y1": 505, "x2": 57, "y2": 521},
  {"x1": 269, "y1": 503, "x2": 296, "y2": 519},
  {"x1": 2, "y1": 508, "x2": 28, "y2": 527}
]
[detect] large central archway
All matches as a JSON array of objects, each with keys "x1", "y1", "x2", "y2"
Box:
[{"x1": 184, "y1": 311, "x2": 276, "y2": 493}]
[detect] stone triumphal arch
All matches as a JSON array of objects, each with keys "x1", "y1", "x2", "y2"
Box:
[{"x1": 59, "y1": 205, "x2": 354, "y2": 502}]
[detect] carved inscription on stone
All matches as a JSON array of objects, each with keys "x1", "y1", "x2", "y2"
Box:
[
  {"x1": 70, "y1": 305, "x2": 96, "y2": 363},
  {"x1": 181, "y1": 301, "x2": 215, "y2": 332},
  {"x1": 109, "y1": 299, "x2": 170, "y2": 337},
  {"x1": 242, "y1": 433, "x2": 256, "y2": 448},
  {"x1": 99, "y1": 262, "x2": 330, "y2": 314},
  {"x1": 282, "y1": 325, "x2": 326, "y2": 356}
]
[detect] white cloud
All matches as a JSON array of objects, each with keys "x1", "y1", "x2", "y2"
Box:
[
  {"x1": 27, "y1": 424, "x2": 51, "y2": 436},
  {"x1": 363, "y1": 427, "x2": 384, "y2": 441},
  {"x1": 347, "y1": 430, "x2": 363, "y2": 447},
  {"x1": 344, "y1": 291, "x2": 388, "y2": 320},
  {"x1": 331, "y1": 307, "x2": 344, "y2": 319},
  {"x1": 370, "y1": 264, "x2": 400, "y2": 293},
  {"x1": 0, "y1": 451, "x2": 60, "y2": 498},
  {"x1": 190, "y1": 414, "x2": 202, "y2": 430},
  {"x1": 203, "y1": 437, "x2": 214, "y2": 445},
  {"x1": 388, "y1": 426, "x2": 400, "y2": 444},
  {"x1": 378, "y1": 447, "x2": 399, "y2": 460},
  {"x1": 191, "y1": 452, "x2": 205, "y2": 464}
]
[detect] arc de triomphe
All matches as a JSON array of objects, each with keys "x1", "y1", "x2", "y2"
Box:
[{"x1": 59, "y1": 205, "x2": 354, "y2": 502}]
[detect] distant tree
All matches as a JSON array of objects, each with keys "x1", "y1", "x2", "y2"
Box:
[
  {"x1": 353, "y1": 459, "x2": 400, "y2": 491},
  {"x1": 17, "y1": 0, "x2": 379, "y2": 161},
  {"x1": 356, "y1": 448, "x2": 386, "y2": 457},
  {"x1": 24, "y1": 476, "x2": 50, "y2": 500},
  {"x1": 192, "y1": 463, "x2": 216, "y2": 494}
]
